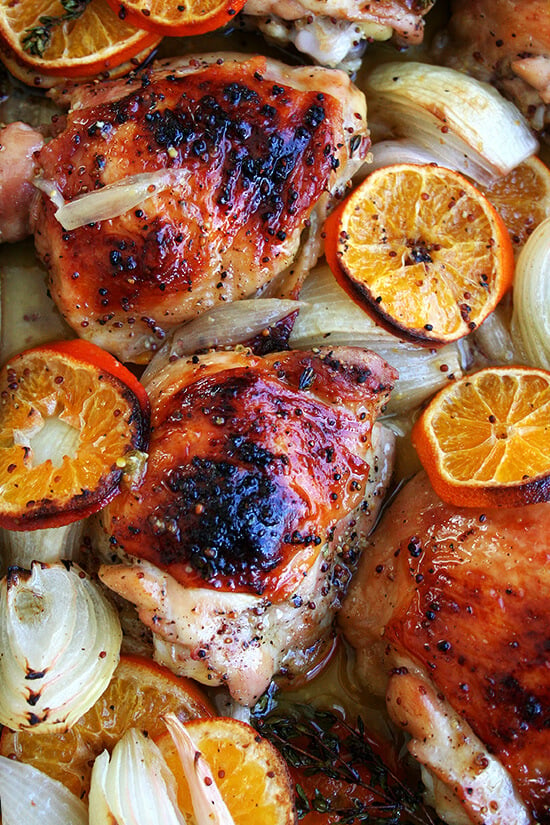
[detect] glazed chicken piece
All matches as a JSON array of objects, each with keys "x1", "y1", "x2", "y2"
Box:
[
  {"x1": 0, "y1": 122, "x2": 44, "y2": 243},
  {"x1": 340, "y1": 471, "x2": 550, "y2": 825},
  {"x1": 243, "y1": 0, "x2": 436, "y2": 71},
  {"x1": 436, "y1": 0, "x2": 550, "y2": 133},
  {"x1": 98, "y1": 346, "x2": 397, "y2": 705},
  {"x1": 32, "y1": 52, "x2": 369, "y2": 363}
]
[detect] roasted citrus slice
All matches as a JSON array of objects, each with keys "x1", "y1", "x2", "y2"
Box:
[
  {"x1": 478, "y1": 155, "x2": 550, "y2": 255},
  {"x1": 0, "y1": 338, "x2": 149, "y2": 530},
  {"x1": 158, "y1": 716, "x2": 296, "y2": 825},
  {"x1": 105, "y1": 0, "x2": 246, "y2": 36},
  {"x1": 0, "y1": 0, "x2": 161, "y2": 80},
  {"x1": 0, "y1": 654, "x2": 214, "y2": 800},
  {"x1": 412, "y1": 366, "x2": 550, "y2": 508},
  {"x1": 324, "y1": 163, "x2": 514, "y2": 346}
]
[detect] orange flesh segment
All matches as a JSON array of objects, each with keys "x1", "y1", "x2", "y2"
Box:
[
  {"x1": 324, "y1": 163, "x2": 514, "y2": 346},
  {"x1": 412, "y1": 367, "x2": 550, "y2": 507}
]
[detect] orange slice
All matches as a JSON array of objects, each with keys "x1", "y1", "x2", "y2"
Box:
[
  {"x1": 478, "y1": 155, "x2": 550, "y2": 255},
  {"x1": 0, "y1": 654, "x2": 214, "y2": 800},
  {"x1": 324, "y1": 163, "x2": 514, "y2": 347},
  {"x1": 158, "y1": 717, "x2": 296, "y2": 825},
  {"x1": 0, "y1": 0, "x2": 161, "y2": 80},
  {"x1": 411, "y1": 366, "x2": 550, "y2": 508},
  {"x1": 0, "y1": 339, "x2": 150, "y2": 530},
  {"x1": 105, "y1": 0, "x2": 247, "y2": 36}
]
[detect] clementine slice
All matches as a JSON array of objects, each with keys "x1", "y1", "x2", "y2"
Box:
[
  {"x1": 324, "y1": 163, "x2": 514, "y2": 347},
  {"x1": 0, "y1": 654, "x2": 214, "y2": 800},
  {"x1": 105, "y1": 0, "x2": 247, "y2": 36},
  {"x1": 157, "y1": 717, "x2": 296, "y2": 825},
  {"x1": 478, "y1": 155, "x2": 550, "y2": 256},
  {"x1": 411, "y1": 366, "x2": 550, "y2": 508},
  {"x1": 0, "y1": 339, "x2": 150, "y2": 530},
  {"x1": 0, "y1": 0, "x2": 161, "y2": 80}
]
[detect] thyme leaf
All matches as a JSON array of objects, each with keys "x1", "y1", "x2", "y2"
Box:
[
  {"x1": 22, "y1": 0, "x2": 91, "y2": 58},
  {"x1": 254, "y1": 702, "x2": 443, "y2": 825}
]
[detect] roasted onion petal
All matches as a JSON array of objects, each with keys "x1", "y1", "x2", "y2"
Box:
[
  {"x1": 511, "y1": 217, "x2": 550, "y2": 370},
  {"x1": 89, "y1": 730, "x2": 186, "y2": 825},
  {"x1": 366, "y1": 62, "x2": 538, "y2": 185},
  {"x1": 289, "y1": 266, "x2": 469, "y2": 414},
  {"x1": 0, "y1": 755, "x2": 88, "y2": 825},
  {"x1": 164, "y1": 713, "x2": 236, "y2": 825},
  {"x1": 142, "y1": 298, "x2": 303, "y2": 386},
  {"x1": 35, "y1": 169, "x2": 190, "y2": 231},
  {"x1": 0, "y1": 520, "x2": 85, "y2": 574},
  {"x1": 0, "y1": 561, "x2": 122, "y2": 731}
]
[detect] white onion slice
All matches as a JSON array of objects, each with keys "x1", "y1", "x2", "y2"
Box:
[
  {"x1": 35, "y1": 168, "x2": 190, "y2": 231},
  {"x1": 0, "y1": 755, "x2": 88, "y2": 825},
  {"x1": 365, "y1": 62, "x2": 538, "y2": 185},
  {"x1": 365, "y1": 139, "x2": 444, "y2": 175},
  {"x1": 511, "y1": 216, "x2": 550, "y2": 369},
  {"x1": 142, "y1": 298, "x2": 303, "y2": 385},
  {"x1": 164, "y1": 713, "x2": 236, "y2": 825},
  {"x1": 0, "y1": 519, "x2": 85, "y2": 574},
  {"x1": 289, "y1": 266, "x2": 469, "y2": 414},
  {"x1": 0, "y1": 561, "x2": 122, "y2": 731},
  {"x1": 89, "y1": 730, "x2": 186, "y2": 825}
]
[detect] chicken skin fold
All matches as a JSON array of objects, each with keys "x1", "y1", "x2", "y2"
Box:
[
  {"x1": 33, "y1": 53, "x2": 369, "y2": 363},
  {"x1": 98, "y1": 346, "x2": 396, "y2": 704}
]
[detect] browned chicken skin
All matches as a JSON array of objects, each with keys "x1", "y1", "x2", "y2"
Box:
[
  {"x1": 436, "y1": 0, "x2": 550, "y2": 133},
  {"x1": 33, "y1": 53, "x2": 368, "y2": 363},
  {"x1": 98, "y1": 346, "x2": 396, "y2": 703},
  {"x1": 340, "y1": 471, "x2": 550, "y2": 825}
]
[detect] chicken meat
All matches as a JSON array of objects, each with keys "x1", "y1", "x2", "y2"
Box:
[
  {"x1": 97, "y1": 346, "x2": 396, "y2": 705},
  {"x1": 32, "y1": 52, "x2": 369, "y2": 363},
  {"x1": 435, "y1": 0, "x2": 550, "y2": 134},
  {"x1": 340, "y1": 471, "x2": 550, "y2": 825},
  {"x1": 243, "y1": 0, "x2": 437, "y2": 72}
]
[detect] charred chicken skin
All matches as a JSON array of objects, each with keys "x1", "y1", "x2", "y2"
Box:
[
  {"x1": 98, "y1": 346, "x2": 396, "y2": 704},
  {"x1": 32, "y1": 53, "x2": 368, "y2": 363},
  {"x1": 340, "y1": 471, "x2": 550, "y2": 825}
]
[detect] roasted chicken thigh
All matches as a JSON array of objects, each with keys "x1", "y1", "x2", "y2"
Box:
[
  {"x1": 98, "y1": 346, "x2": 396, "y2": 705},
  {"x1": 32, "y1": 53, "x2": 368, "y2": 363},
  {"x1": 340, "y1": 471, "x2": 550, "y2": 825}
]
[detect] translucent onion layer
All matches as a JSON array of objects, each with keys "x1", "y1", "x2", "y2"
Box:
[
  {"x1": 289, "y1": 266, "x2": 469, "y2": 415},
  {"x1": 0, "y1": 561, "x2": 122, "y2": 731},
  {"x1": 511, "y1": 217, "x2": 550, "y2": 369},
  {"x1": 0, "y1": 755, "x2": 88, "y2": 825},
  {"x1": 89, "y1": 729, "x2": 186, "y2": 825},
  {"x1": 365, "y1": 62, "x2": 538, "y2": 185}
]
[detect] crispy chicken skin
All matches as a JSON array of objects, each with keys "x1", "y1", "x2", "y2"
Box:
[
  {"x1": 32, "y1": 53, "x2": 369, "y2": 363},
  {"x1": 436, "y1": 0, "x2": 550, "y2": 133},
  {"x1": 340, "y1": 471, "x2": 550, "y2": 825},
  {"x1": 98, "y1": 346, "x2": 396, "y2": 704},
  {"x1": 0, "y1": 122, "x2": 44, "y2": 243}
]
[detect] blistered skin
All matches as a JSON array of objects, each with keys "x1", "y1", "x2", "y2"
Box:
[
  {"x1": 340, "y1": 472, "x2": 550, "y2": 824},
  {"x1": 102, "y1": 347, "x2": 396, "y2": 600},
  {"x1": 438, "y1": 0, "x2": 550, "y2": 131},
  {"x1": 33, "y1": 54, "x2": 368, "y2": 363}
]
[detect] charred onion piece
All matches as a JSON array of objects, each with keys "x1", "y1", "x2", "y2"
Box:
[{"x1": 0, "y1": 339, "x2": 149, "y2": 530}]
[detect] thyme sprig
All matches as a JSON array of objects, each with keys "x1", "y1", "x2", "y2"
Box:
[
  {"x1": 254, "y1": 702, "x2": 442, "y2": 824},
  {"x1": 22, "y1": 0, "x2": 91, "y2": 58}
]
